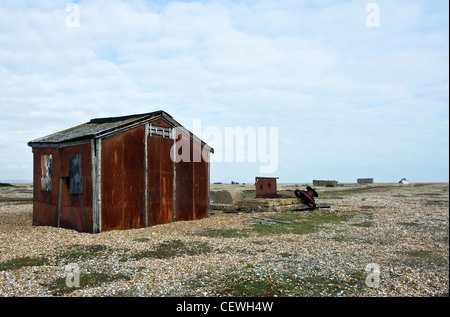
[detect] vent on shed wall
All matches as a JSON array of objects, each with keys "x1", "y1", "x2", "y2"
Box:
[{"x1": 149, "y1": 125, "x2": 173, "y2": 138}]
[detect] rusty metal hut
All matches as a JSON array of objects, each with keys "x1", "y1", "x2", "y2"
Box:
[
  {"x1": 27, "y1": 110, "x2": 213, "y2": 233},
  {"x1": 255, "y1": 177, "x2": 279, "y2": 198}
]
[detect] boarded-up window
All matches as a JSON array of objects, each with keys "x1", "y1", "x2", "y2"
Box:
[
  {"x1": 69, "y1": 154, "x2": 83, "y2": 194},
  {"x1": 41, "y1": 154, "x2": 52, "y2": 191}
]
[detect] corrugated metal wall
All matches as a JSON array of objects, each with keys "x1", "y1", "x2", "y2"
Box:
[
  {"x1": 193, "y1": 142, "x2": 208, "y2": 220},
  {"x1": 175, "y1": 133, "x2": 193, "y2": 221},
  {"x1": 175, "y1": 134, "x2": 208, "y2": 221},
  {"x1": 59, "y1": 144, "x2": 93, "y2": 232},
  {"x1": 32, "y1": 144, "x2": 93, "y2": 232},
  {"x1": 32, "y1": 147, "x2": 60, "y2": 227},
  {"x1": 101, "y1": 125, "x2": 146, "y2": 231},
  {"x1": 147, "y1": 133, "x2": 174, "y2": 225}
]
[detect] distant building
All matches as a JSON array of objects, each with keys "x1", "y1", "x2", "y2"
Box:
[
  {"x1": 357, "y1": 178, "x2": 374, "y2": 184},
  {"x1": 313, "y1": 180, "x2": 338, "y2": 187}
]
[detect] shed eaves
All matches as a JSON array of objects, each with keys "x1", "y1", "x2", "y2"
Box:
[
  {"x1": 27, "y1": 112, "x2": 158, "y2": 145},
  {"x1": 27, "y1": 110, "x2": 214, "y2": 153}
]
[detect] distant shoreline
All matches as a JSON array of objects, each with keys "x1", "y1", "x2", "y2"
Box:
[{"x1": 0, "y1": 180, "x2": 33, "y2": 184}]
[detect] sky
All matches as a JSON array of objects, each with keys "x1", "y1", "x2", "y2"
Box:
[{"x1": 0, "y1": 0, "x2": 448, "y2": 184}]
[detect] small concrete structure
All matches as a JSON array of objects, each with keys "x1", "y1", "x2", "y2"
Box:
[
  {"x1": 313, "y1": 180, "x2": 338, "y2": 187},
  {"x1": 210, "y1": 190, "x2": 244, "y2": 204},
  {"x1": 235, "y1": 197, "x2": 304, "y2": 212},
  {"x1": 357, "y1": 178, "x2": 374, "y2": 184},
  {"x1": 209, "y1": 187, "x2": 306, "y2": 212}
]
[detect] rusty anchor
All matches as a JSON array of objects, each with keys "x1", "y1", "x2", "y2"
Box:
[
  {"x1": 294, "y1": 186, "x2": 330, "y2": 211},
  {"x1": 295, "y1": 186, "x2": 318, "y2": 207}
]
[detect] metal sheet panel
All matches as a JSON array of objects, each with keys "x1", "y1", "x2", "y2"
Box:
[
  {"x1": 101, "y1": 125, "x2": 146, "y2": 231},
  {"x1": 32, "y1": 148, "x2": 60, "y2": 227},
  {"x1": 160, "y1": 135, "x2": 174, "y2": 223},
  {"x1": 59, "y1": 143, "x2": 93, "y2": 233},
  {"x1": 175, "y1": 133, "x2": 194, "y2": 221},
  {"x1": 174, "y1": 134, "x2": 209, "y2": 221},
  {"x1": 147, "y1": 133, "x2": 161, "y2": 226},
  {"x1": 147, "y1": 133, "x2": 174, "y2": 225},
  {"x1": 193, "y1": 143, "x2": 208, "y2": 220},
  {"x1": 151, "y1": 118, "x2": 172, "y2": 128}
]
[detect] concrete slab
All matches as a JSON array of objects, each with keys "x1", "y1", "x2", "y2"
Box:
[
  {"x1": 210, "y1": 197, "x2": 307, "y2": 212},
  {"x1": 210, "y1": 190, "x2": 244, "y2": 204}
]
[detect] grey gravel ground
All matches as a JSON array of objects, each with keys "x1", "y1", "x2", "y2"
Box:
[{"x1": 0, "y1": 182, "x2": 448, "y2": 297}]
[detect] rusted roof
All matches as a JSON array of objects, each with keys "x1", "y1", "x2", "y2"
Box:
[{"x1": 27, "y1": 110, "x2": 213, "y2": 153}]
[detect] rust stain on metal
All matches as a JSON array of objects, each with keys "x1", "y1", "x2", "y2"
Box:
[
  {"x1": 101, "y1": 125, "x2": 146, "y2": 231},
  {"x1": 59, "y1": 144, "x2": 93, "y2": 233},
  {"x1": 193, "y1": 143, "x2": 208, "y2": 220},
  {"x1": 160, "y1": 135, "x2": 175, "y2": 222},
  {"x1": 148, "y1": 132, "x2": 174, "y2": 225},
  {"x1": 175, "y1": 136, "x2": 208, "y2": 221},
  {"x1": 147, "y1": 133, "x2": 161, "y2": 226},
  {"x1": 151, "y1": 118, "x2": 172, "y2": 128},
  {"x1": 175, "y1": 133, "x2": 194, "y2": 221},
  {"x1": 32, "y1": 148, "x2": 60, "y2": 227}
]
